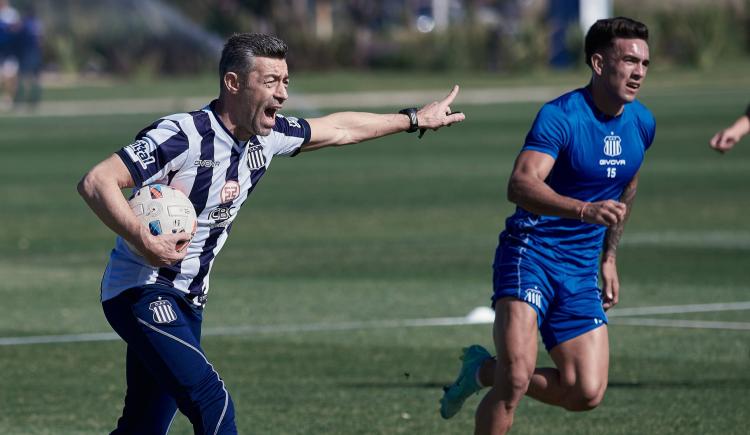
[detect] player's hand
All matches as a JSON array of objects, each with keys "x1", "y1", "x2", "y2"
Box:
[
  {"x1": 416, "y1": 85, "x2": 466, "y2": 131},
  {"x1": 600, "y1": 255, "x2": 619, "y2": 311},
  {"x1": 139, "y1": 232, "x2": 192, "y2": 267},
  {"x1": 709, "y1": 127, "x2": 741, "y2": 153},
  {"x1": 582, "y1": 200, "x2": 627, "y2": 226}
]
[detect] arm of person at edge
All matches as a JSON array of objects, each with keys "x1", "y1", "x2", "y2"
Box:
[
  {"x1": 77, "y1": 155, "x2": 191, "y2": 268},
  {"x1": 507, "y1": 150, "x2": 630, "y2": 310},
  {"x1": 709, "y1": 110, "x2": 750, "y2": 153},
  {"x1": 301, "y1": 85, "x2": 466, "y2": 151}
]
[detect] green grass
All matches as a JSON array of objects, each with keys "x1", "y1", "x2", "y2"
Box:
[{"x1": 1, "y1": 69, "x2": 749, "y2": 434}]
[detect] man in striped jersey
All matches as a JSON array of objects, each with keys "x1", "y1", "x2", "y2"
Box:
[{"x1": 78, "y1": 33, "x2": 464, "y2": 434}]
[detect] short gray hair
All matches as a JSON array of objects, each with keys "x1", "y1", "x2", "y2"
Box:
[{"x1": 219, "y1": 33, "x2": 288, "y2": 83}]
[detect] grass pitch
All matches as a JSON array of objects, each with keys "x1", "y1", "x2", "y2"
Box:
[{"x1": 1, "y1": 68, "x2": 749, "y2": 434}]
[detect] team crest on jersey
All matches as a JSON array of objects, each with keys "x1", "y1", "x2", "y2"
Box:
[
  {"x1": 247, "y1": 145, "x2": 266, "y2": 170},
  {"x1": 125, "y1": 139, "x2": 156, "y2": 169},
  {"x1": 220, "y1": 181, "x2": 240, "y2": 203},
  {"x1": 149, "y1": 298, "x2": 177, "y2": 324},
  {"x1": 603, "y1": 132, "x2": 622, "y2": 157}
]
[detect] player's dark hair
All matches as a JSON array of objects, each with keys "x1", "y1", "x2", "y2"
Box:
[
  {"x1": 584, "y1": 17, "x2": 648, "y2": 68},
  {"x1": 219, "y1": 33, "x2": 288, "y2": 83}
]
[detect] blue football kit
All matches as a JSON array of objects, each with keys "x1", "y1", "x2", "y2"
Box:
[
  {"x1": 102, "y1": 101, "x2": 310, "y2": 434},
  {"x1": 493, "y1": 87, "x2": 656, "y2": 351}
]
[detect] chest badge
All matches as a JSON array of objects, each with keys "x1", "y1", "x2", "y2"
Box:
[
  {"x1": 220, "y1": 180, "x2": 240, "y2": 203},
  {"x1": 247, "y1": 145, "x2": 266, "y2": 170},
  {"x1": 603, "y1": 131, "x2": 622, "y2": 157}
]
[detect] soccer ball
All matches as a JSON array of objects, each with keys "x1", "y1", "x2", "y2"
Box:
[{"x1": 126, "y1": 184, "x2": 197, "y2": 254}]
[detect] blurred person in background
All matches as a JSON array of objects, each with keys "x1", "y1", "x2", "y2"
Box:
[
  {"x1": 439, "y1": 17, "x2": 654, "y2": 435},
  {"x1": 78, "y1": 33, "x2": 464, "y2": 434},
  {"x1": 709, "y1": 104, "x2": 750, "y2": 153},
  {"x1": 12, "y1": 3, "x2": 42, "y2": 110},
  {"x1": 0, "y1": 0, "x2": 19, "y2": 110}
]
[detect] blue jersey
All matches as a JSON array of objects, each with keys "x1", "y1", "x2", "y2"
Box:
[{"x1": 500, "y1": 87, "x2": 656, "y2": 267}]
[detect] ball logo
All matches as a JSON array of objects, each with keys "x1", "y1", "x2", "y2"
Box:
[
  {"x1": 220, "y1": 181, "x2": 240, "y2": 203},
  {"x1": 603, "y1": 132, "x2": 622, "y2": 157}
]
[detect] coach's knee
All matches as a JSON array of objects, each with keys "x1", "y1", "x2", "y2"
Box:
[{"x1": 564, "y1": 381, "x2": 607, "y2": 411}]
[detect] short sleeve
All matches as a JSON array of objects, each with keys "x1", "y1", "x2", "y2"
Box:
[
  {"x1": 268, "y1": 114, "x2": 311, "y2": 157},
  {"x1": 116, "y1": 119, "x2": 190, "y2": 187},
  {"x1": 641, "y1": 110, "x2": 656, "y2": 151},
  {"x1": 522, "y1": 104, "x2": 571, "y2": 159}
]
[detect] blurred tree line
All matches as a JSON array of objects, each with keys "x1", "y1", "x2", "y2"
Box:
[{"x1": 12, "y1": 0, "x2": 750, "y2": 77}]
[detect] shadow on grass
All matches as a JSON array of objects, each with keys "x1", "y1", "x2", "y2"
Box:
[
  {"x1": 339, "y1": 381, "x2": 446, "y2": 389},
  {"x1": 609, "y1": 379, "x2": 750, "y2": 389}
]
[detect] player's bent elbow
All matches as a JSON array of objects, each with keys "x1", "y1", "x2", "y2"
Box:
[{"x1": 76, "y1": 172, "x2": 95, "y2": 199}]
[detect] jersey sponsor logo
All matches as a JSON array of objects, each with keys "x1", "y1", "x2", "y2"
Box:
[
  {"x1": 126, "y1": 139, "x2": 156, "y2": 169},
  {"x1": 523, "y1": 287, "x2": 542, "y2": 309},
  {"x1": 603, "y1": 131, "x2": 622, "y2": 157},
  {"x1": 284, "y1": 115, "x2": 302, "y2": 129},
  {"x1": 220, "y1": 181, "x2": 240, "y2": 203},
  {"x1": 209, "y1": 205, "x2": 235, "y2": 222},
  {"x1": 194, "y1": 159, "x2": 220, "y2": 168},
  {"x1": 149, "y1": 298, "x2": 177, "y2": 324},
  {"x1": 599, "y1": 158, "x2": 627, "y2": 166},
  {"x1": 247, "y1": 145, "x2": 266, "y2": 170}
]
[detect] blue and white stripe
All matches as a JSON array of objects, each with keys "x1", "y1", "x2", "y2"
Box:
[{"x1": 102, "y1": 102, "x2": 310, "y2": 307}]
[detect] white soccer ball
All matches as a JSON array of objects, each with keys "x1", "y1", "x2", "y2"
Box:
[{"x1": 126, "y1": 184, "x2": 197, "y2": 254}]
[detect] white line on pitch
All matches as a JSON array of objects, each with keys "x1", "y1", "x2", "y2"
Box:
[
  {"x1": 1, "y1": 301, "x2": 749, "y2": 347},
  {"x1": 608, "y1": 301, "x2": 750, "y2": 317},
  {"x1": 610, "y1": 318, "x2": 750, "y2": 330}
]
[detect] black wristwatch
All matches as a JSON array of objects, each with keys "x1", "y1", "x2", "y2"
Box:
[
  {"x1": 745, "y1": 103, "x2": 750, "y2": 120},
  {"x1": 399, "y1": 108, "x2": 419, "y2": 133}
]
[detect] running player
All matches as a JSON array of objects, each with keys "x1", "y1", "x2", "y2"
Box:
[
  {"x1": 78, "y1": 33, "x2": 464, "y2": 434},
  {"x1": 439, "y1": 17, "x2": 654, "y2": 435}
]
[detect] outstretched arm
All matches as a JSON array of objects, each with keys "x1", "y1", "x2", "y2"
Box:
[
  {"x1": 709, "y1": 108, "x2": 750, "y2": 153},
  {"x1": 301, "y1": 85, "x2": 465, "y2": 152},
  {"x1": 600, "y1": 172, "x2": 640, "y2": 310},
  {"x1": 77, "y1": 154, "x2": 190, "y2": 267}
]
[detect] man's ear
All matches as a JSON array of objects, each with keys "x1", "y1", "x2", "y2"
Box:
[
  {"x1": 223, "y1": 72, "x2": 240, "y2": 94},
  {"x1": 590, "y1": 53, "x2": 604, "y2": 76}
]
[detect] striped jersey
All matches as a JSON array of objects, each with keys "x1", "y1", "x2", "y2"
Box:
[{"x1": 101, "y1": 100, "x2": 310, "y2": 307}]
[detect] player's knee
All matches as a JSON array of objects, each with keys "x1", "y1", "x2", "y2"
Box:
[
  {"x1": 496, "y1": 361, "x2": 533, "y2": 405},
  {"x1": 565, "y1": 382, "x2": 607, "y2": 411}
]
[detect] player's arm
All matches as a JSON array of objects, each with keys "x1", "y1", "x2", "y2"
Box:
[
  {"x1": 709, "y1": 108, "x2": 750, "y2": 153},
  {"x1": 507, "y1": 150, "x2": 627, "y2": 226},
  {"x1": 301, "y1": 85, "x2": 465, "y2": 152},
  {"x1": 599, "y1": 172, "x2": 639, "y2": 310},
  {"x1": 77, "y1": 154, "x2": 189, "y2": 267}
]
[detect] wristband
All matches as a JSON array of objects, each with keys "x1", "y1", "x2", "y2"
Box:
[
  {"x1": 579, "y1": 202, "x2": 590, "y2": 222},
  {"x1": 745, "y1": 103, "x2": 750, "y2": 120},
  {"x1": 398, "y1": 108, "x2": 419, "y2": 133}
]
